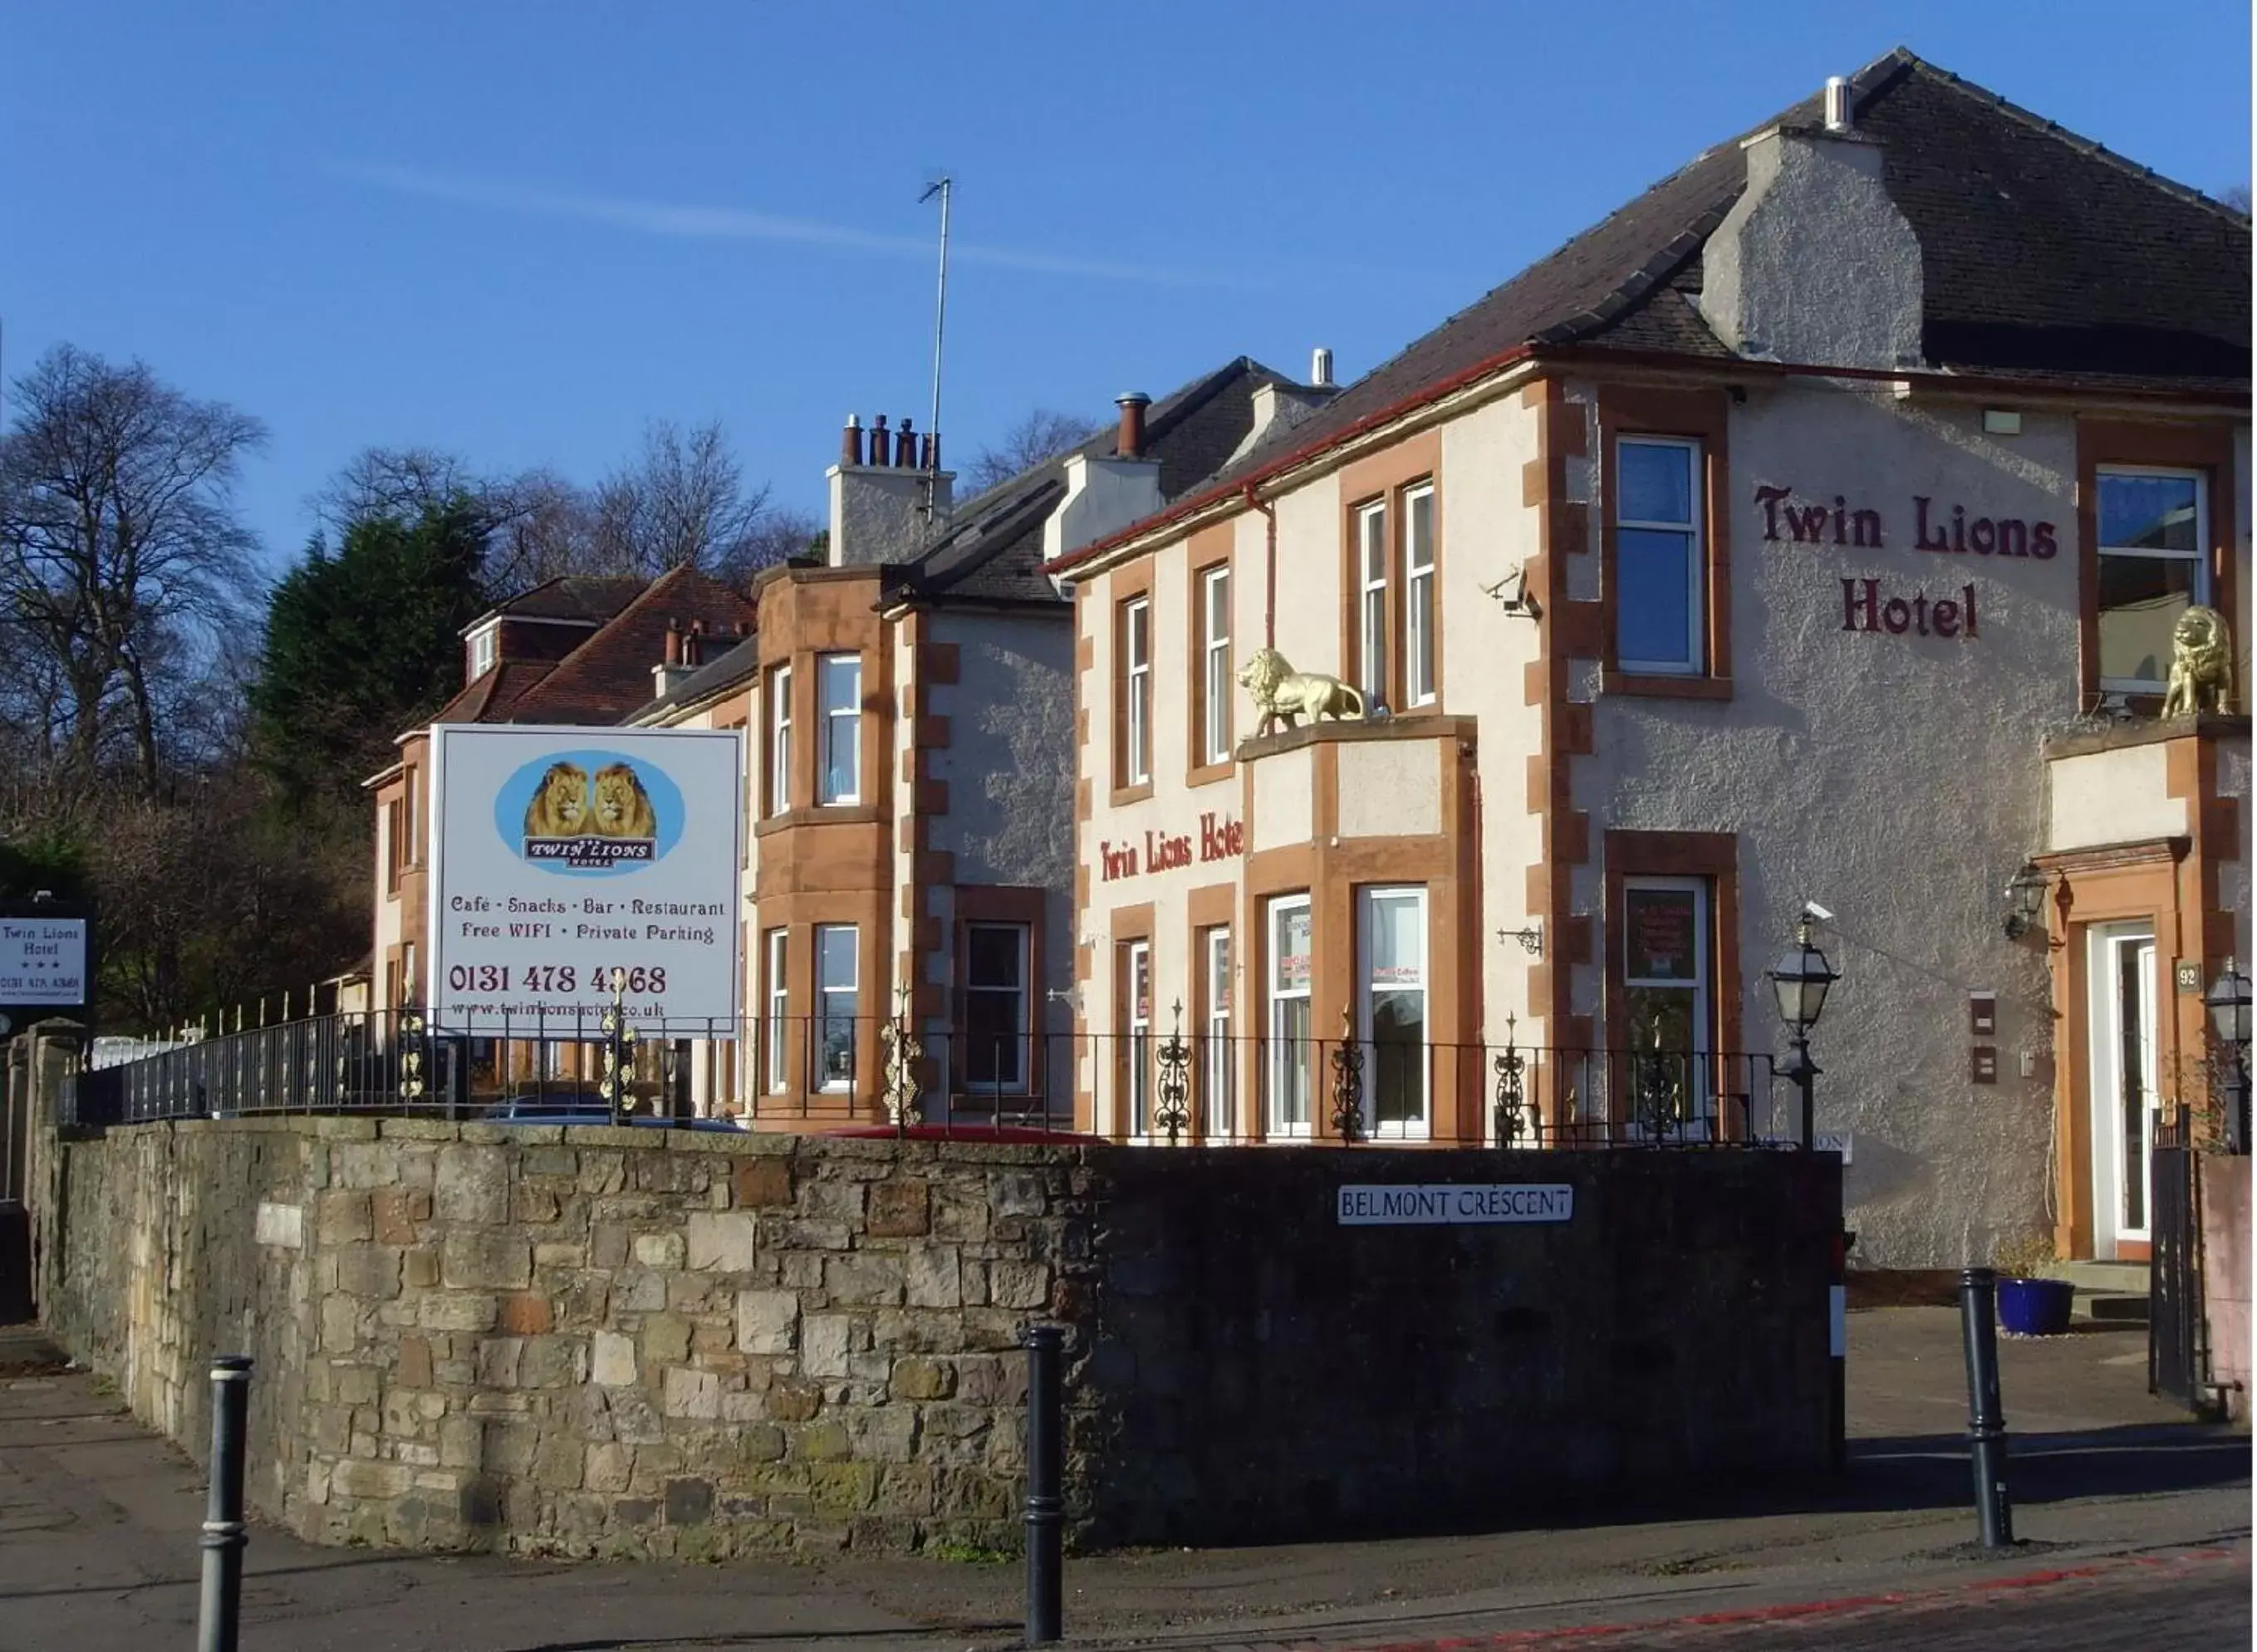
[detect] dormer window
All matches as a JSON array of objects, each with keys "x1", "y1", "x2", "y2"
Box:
[{"x1": 466, "y1": 624, "x2": 498, "y2": 682}]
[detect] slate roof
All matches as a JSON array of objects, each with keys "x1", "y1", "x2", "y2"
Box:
[
  {"x1": 1160, "y1": 49, "x2": 2247, "y2": 529},
  {"x1": 429, "y1": 565, "x2": 756, "y2": 730},
  {"x1": 887, "y1": 356, "x2": 1313, "y2": 606},
  {"x1": 472, "y1": 574, "x2": 647, "y2": 628}
]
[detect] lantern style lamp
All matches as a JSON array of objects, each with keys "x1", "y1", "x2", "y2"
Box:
[
  {"x1": 2003, "y1": 862, "x2": 2048, "y2": 941},
  {"x1": 1767, "y1": 915, "x2": 1839, "y2": 1151}
]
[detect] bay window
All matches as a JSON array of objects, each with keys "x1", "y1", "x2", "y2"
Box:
[
  {"x1": 815, "y1": 924, "x2": 857, "y2": 1091},
  {"x1": 763, "y1": 929, "x2": 788, "y2": 1095},
  {"x1": 766, "y1": 664, "x2": 792, "y2": 815},
  {"x1": 817, "y1": 653, "x2": 861, "y2": 805}
]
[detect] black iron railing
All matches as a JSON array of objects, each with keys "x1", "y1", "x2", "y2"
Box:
[{"x1": 64, "y1": 1007, "x2": 1798, "y2": 1150}]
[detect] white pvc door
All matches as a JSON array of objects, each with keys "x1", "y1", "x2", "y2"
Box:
[{"x1": 2087, "y1": 922, "x2": 2159, "y2": 1257}]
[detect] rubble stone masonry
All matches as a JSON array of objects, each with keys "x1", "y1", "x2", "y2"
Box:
[{"x1": 34, "y1": 1106, "x2": 1837, "y2": 1556}]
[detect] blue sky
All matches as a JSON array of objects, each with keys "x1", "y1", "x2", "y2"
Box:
[{"x1": 5, "y1": 2, "x2": 2249, "y2": 572}]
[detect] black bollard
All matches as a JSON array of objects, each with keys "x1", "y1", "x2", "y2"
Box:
[
  {"x1": 1957, "y1": 1269, "x2": 2014, "y2": 1548},
  {"x1": 1023, "y1": 1323, "x2": 1064, "y2": 1646},
  {"x1": 199, "y1": 1355, "x2": 253, "y2": 1652}
]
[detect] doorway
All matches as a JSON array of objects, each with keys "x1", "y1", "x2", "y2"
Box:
[{"x1": 2086, "y1": 921, "x2": 2160, "y2": 1260}]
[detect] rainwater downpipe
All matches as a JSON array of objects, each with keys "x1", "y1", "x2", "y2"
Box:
[{"x1": 1244, "y1": 483, "x2": 1278, "y2": 648}]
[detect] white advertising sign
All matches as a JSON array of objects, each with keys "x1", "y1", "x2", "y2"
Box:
[
  {"x1": 427, "y1": 725, "x2": 744, "y2": 1034},
  {"x1": 0, "y1": 916, "x2": 88, "y2": 1006},
  {"x1": 1337, "y1": 1184, "x2": 1575, "y2": 1225}
]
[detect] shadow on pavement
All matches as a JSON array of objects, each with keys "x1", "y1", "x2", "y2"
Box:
[{"x1": 1844, "y1": 1421, "x2": 2254, "y2": 1511}]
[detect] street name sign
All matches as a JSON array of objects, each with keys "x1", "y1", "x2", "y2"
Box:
[{"x1": 1337, "y1": 1183, "x2": 1574, "y2": 1225}]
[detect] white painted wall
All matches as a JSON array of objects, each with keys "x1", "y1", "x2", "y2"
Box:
[
  {"x1": 1582, "y1": 378, "x2": 2080, "y2": 1265},
  {"x1": 2046, "y1": 745, "x2": 2188, "y2": 851},
  {"x1": 1044, "y1": 455, "x2": 1163, "y2": 563}
]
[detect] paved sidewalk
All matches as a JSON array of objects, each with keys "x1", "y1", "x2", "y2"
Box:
[{"x1": 0, "y1": 1311, "x2": 2245, "y2": 1651}]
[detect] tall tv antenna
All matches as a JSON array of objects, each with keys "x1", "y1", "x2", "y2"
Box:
[{"x1": 918, "y1": 175, "x2": 953, "y2": 522}]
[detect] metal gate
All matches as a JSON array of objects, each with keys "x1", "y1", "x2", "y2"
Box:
[{"x1": 2148, "y1": 1109, "x2": 2204, "y2": 1412}]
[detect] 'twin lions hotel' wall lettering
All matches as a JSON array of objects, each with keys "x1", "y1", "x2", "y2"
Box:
[{"x1": 1754, "y1": 482, "x2": 2062, "y2": 642}]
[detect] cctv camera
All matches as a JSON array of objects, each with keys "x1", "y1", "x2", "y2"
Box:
[{"x1": 1802, "y1": 900, "x2": 1835, "y2": 924}]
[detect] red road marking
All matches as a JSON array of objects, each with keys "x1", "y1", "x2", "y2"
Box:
[{"x1": 1342, "y1": 1545, "x2": 2244, "y2": 1651}]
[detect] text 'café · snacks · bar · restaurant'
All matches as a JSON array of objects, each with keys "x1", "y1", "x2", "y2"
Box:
[{"x1": 1052, "y1": 52, "x2": 2250, "y2": 1267}]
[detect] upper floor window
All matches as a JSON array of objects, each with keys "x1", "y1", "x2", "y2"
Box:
[
  {"x1": 1405, "y1": 484, "x2": 1436, "y2": 706},
  {"x1": 467, "y1": 625, "x2": 497, "y2": 682},
  {"x1": 817, "y1": 653, "x2": 861, "y2": 805},
  {"x1": 1120, "y1": 596, "x2": 1152, "y2": 787},
  {"x1": 1200, "y1": 566, "x2": 1232, "y2": 765},
  {"x1": 1616, "y1": 436, "x2": 1705, "y2": 674},
  {"x1": 2097, "y1": 468, "x2": 2210, "y2": 694},
  {"x1": 1357, "y1": 500, "x2": 1389, "y2": 706},
  {"x1": 766, "y1": 664, "x2": 792, "y2": 815},
  {"x1": 1351, "y1": 483, "x2": 1440, "y2": 712}
]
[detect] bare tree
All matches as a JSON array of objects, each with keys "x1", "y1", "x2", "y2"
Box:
[
  {"x1": 2217, "y1": 183, "x2": 2252, "y2": 214},
  {"x1": 587, "y1": 419, "x2": 778, "y2": 576},
  {"x1": 960, "y1": 409, "x2": 1104, "y2": 495},
  {"x1": 0, "y1": 345, "x2": 264, "y2": 796},
  {"x1": 310, "y1": 445, "x2": 480, "y2": 534}
]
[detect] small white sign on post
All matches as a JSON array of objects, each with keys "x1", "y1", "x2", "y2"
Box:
[
  {"x1": 1337, "y1": 1184, "x2": 1575, "y2": 1226},
  {"x1": 0, "y1": 916, "x2": 88, "y2": 1006}
]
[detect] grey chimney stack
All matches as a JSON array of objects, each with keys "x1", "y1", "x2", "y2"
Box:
[
  {"x1": 1116, "y1": 392, "x2": 1151, "y2": 460},
  {"x1": 1310, "y1": 346, "x2": 1334, "y2": 388},
  {"x1": 1823, "y1": 76, "x2": 1852, "y2": 135}
]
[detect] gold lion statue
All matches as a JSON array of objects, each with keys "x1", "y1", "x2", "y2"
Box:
[
  {"x1": 1238, "y1": 647, "x2": 1366, "y2": 738},
  {"x1": 2161, "y1": 605, "x2": 2234, "y2": 718},
  {"x1": 590, "y1": 762, "x2": 658, "y2": 839},
  {"x1": 523, "y1": 762, "x2": 589, "y2": 838}
]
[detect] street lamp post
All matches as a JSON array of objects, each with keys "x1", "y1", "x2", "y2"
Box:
[
  {"x1": 1767, "y1": 916, "x2": 1839, "y2": 1152},
  {"x1": 2205, "y1": 958, "x2": 2252, "y2": 1154}
]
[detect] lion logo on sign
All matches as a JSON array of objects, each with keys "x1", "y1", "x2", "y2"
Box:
[
  {"x1": 2161, "y1": 604, "x2": 2234, "y2": 718},
  {"x1": 522, "y1": 762, "x2": 590, "y2": 838},
  {"x1": 590, "y1": 762, "x2": 658, "y2": 840},
  {"x1": 1237, "y1": 647, "x2": 1366, "y2": 738}
]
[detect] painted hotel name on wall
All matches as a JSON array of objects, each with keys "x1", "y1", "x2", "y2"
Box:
[
  {"x1": 1754, "y1": 483, "x2": 2059, "y2": 640},
  {"x1": 1098, "y1": 812, "x2": 1245, "y2": 881}
]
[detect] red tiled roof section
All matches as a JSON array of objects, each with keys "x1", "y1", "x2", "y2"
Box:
[
  {"x1": 506, "y1": 566, "x2": 756, "y2": 725},
  {"x1": 430, "y1": 659, "x2": 559, "y2": 725}
]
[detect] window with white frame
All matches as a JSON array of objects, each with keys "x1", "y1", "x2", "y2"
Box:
[
  {"x1": 964, "y1": 923, "x2": 1030, "y2": 1091},
  {"x1": 2097, "y1": 468, "x2": 2210, "y2": 694},
  {"x1": 1406, "y1": 485, "x2": 1436, "y2": 707},
  {"x1": 815, "y1": 924, "x2": 857, "y2": 1091},
  {"x1": 767, "y1": 664, "x2": 792, "y2": 815},
  {"x1": 1125, "y1": 940, "x2": 1152, "y2": 1135},
  {"x1": 1265, "y1": 895, "x2": 1312, "y2": 1135},
  {"x1": 763, "y1": 929, "x2": 788, "y2": 1094},
  {"x1": 1122, "y1": 598, "x2": 1151, "y2": 786},
  {"x1": 1357, "y1": 886, "x2": 1428, "y2": 1137},
  {"x1": 817, "y1": 654, "x2": 861, "y2": 805},
  {"x1": 1200, "y1": 566, "x2": 1232, "y2": 764},
  {"x1": 1357, "y1": 500, "x2": 1390, "y2": 705},
  {"x1": 1201, "y1": 927, "x2": 1234, "y2": 1139},
  {"x1": 1622, "y1": 877, "x2": 1711, "y2": 1139},
  {"x1": 1616, "y1": 437, "x2": 1704, "y2": 674},
  {"x1": 467, "y1": 624, "x2": 497, "y2": 682}
]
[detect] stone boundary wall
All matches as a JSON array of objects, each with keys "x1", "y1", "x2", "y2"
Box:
[{"x1": 36, "y1": 1105, "x2": 1839, "y2": 1556}]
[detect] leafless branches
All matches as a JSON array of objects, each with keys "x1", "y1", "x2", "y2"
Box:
[{"x1": 959, "y1": 408, "x2": 1104, "y2": 496}]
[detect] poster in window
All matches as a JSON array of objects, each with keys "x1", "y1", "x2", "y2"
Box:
[{"x1": 1625, "y1": 889, "x2": 1699, "y2": 982}]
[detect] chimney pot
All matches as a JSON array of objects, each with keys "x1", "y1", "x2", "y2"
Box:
[
  {"x1": 841, "y1": 414, "x2": 865, "y2": 468},
  {"x1": 1310, "y1": 346, "x2": 1334, "y2": 388},
  {"x1": 1823, "y1": 75, "x2": 1852, "y2": 135},
  {"x1": 663, "y1": 624, "x2": 683, "y2": 666},
  {"x1": 895, "y1": 418, "x2": 916, "y2": 467},
  {"x1": 1116, "y1": 391, "x2": 1152, "y2": 460}
]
